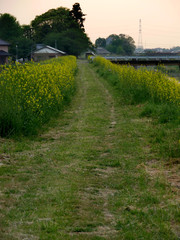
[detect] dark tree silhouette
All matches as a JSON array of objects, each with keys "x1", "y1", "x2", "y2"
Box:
[
  {"x1": 31, "y1": 8, "x2": 76, "y2": 42},
  {"x1": 0, "y1": 13, "x2": 22, "y2": 41},
  {"x1": 95, "y1": 38, "x2": 106, "y2": 48},
  {"x1": 70, "y1": 3, "x2": 86, "y2": 31},
  {"x1": 31, "y1": 5, "x2": 91, "y2": 56}
]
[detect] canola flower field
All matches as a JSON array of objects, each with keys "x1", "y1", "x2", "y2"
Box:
[
  {"x1": 92, "y1": 56, "x2": 180, "y2": 106},
  {"x1": 92, "y1": 56, "x2": 180, "y2": 159},
  {"x1": 0, "y1": 56, "x2": 77, "y2": 136},
  {"x1": 0, "y1": 55, "x2": 179, "y2": 138}
]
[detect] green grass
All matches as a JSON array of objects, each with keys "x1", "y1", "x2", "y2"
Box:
[{"x1": 0, "y1": 60, "x2": 179, "y2": 239}]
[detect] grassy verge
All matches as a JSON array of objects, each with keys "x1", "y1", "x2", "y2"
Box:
[{"x1": 0, "y1": 60, "x2": 179, "y2": 239}]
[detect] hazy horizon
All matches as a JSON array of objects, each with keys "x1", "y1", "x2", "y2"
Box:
[{"x1": 1, "y1": 0, "x2": 180, "y2": 49}]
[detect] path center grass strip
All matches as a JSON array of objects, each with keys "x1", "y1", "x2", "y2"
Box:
[{"x1": 0, "y1": 56, "x2": 77, "y2": 136}]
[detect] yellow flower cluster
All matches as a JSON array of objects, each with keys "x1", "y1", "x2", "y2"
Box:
[
  {"x1": 93, "y1": 56, "x2": 180, "y2": 105},
  {"x1": 0, "y1": 56, "x2": 77, "y2": 135}
]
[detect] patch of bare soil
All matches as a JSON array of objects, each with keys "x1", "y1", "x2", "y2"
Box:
[
  {"x1": 145, "y1": 159, "x2": 180, "y2": 193},
  {"x1": 71, "y1": 186, "x2": 118, "y2": 238},
  {"x1": 93, "y1": 167, "x2": 115, "y2": 178},
  {"x1": 0, "y1": 153, "x2": 11, "y2": 166}
]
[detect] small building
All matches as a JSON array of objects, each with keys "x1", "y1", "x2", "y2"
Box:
[
  {"x1": 33, "y1": 45, "x2": 66, "y2": 62},
  {"x1": 0, "y1": 39, "x2": 11, "y2": 64},
  {"x1": 85, "y1": 51, "x2": 95, "y2": 59},
  {"x1": 95, "y1": 47, "x2": 110, "y2": 56}
]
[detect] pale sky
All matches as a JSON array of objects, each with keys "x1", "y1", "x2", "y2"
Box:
[{"x1": 1, "y1": 0, "x2": 180, "y2": 48}]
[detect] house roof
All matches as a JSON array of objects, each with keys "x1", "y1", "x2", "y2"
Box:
[
  {"x1": 85, "y1": 51, "x2": 95, "y2": 56},
  {"x1": 0, "y1": 50, "x2": 11, "y2": 56},
  {"x1": 33, "y1": 45, "x2": 66, "y2": 55},
  {"x1": 0, "y1": 39, "x2": 10, "y2": 46},
  {"x1": 95, "y1": 47, "x2": 110, "y2": 55}
]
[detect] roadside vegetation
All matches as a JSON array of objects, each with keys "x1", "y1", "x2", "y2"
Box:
[
  {"x1": 0, "y1": 56, "x2": 77, "y2": 136},
  {"x1": 91, "y1": 56, "x2": 180, "y2": 161},
  {"x1": 95, "y1": 34, "x2": 136, "y2": 55}
]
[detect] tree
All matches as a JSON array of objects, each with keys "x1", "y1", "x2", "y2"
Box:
[
  {"x1": 31, "y1": 7, "x2": 78, "y2": 42},
  {"x1": 44, "y1": 29, "x2": 91, "y2": 56},
  {"x1": 16, "y1": 38, "x2": 35, "y2": 59},
  {"x1": 31, "y1": 4, "x2": 92, "y2": 56},
  {"x1": 0, "y1": 13, "x2": 22, "y2": 41},
  {"x1": 70, "y1": 3, "x2": 86, "y2": 31},
  {"x1": 22, "y1": 25, "x2": 34, "y2": 40},
  {"x1": 105, "y1": 34, "x2": 135, "y2": 55},
  {"x1": 171, "y1": 46, "x2": 180, "y2": 52},
  {"x1": 106, "y1": 34, "x2": 122, "y2": 54},
  {"x1": 95, "y1": 38, "x2": 106, "y2": 48},
  {"x1": 119, "y1": 34, "x2": 135, "y2": 55},
  {"x1": 0, "y1": 13, "x2": 35, "y2": 60},
  {"x1": 44, "y1": 32, "x2": 61, "y2": 49}
]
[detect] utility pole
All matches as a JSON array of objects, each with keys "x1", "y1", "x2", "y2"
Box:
[
  {"x1": 31, "y1": 45, "x2": 33, "y2": 60},
  {"x1": 16, "y1": 44, "x2": 18, "y2": 61}
]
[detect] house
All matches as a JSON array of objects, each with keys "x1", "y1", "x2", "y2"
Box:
[
  {"x1": 32, "y1": 45, "x2": 66, "y2": 62},
  {"x1": 0, "y1": 39, "x2": 11, "y2": 64},
  {"x1": 95, "y1": 47, "x2": 110, "y2": 56}
]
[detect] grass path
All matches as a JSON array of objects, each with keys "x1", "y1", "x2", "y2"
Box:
[{"x1": 0, "y1": 61, "x2": 180, "y2": 240}]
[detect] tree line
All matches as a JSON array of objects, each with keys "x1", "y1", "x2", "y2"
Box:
[
  {"x1": 95, "y1": 34, "x2": 136, "y2": 55},
  {"x1": 0, "y1": 3, "x2": 92, "y2": 59},
  {"x1": 0, "y1": 2, "x2": 137, "y2": 59}
]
